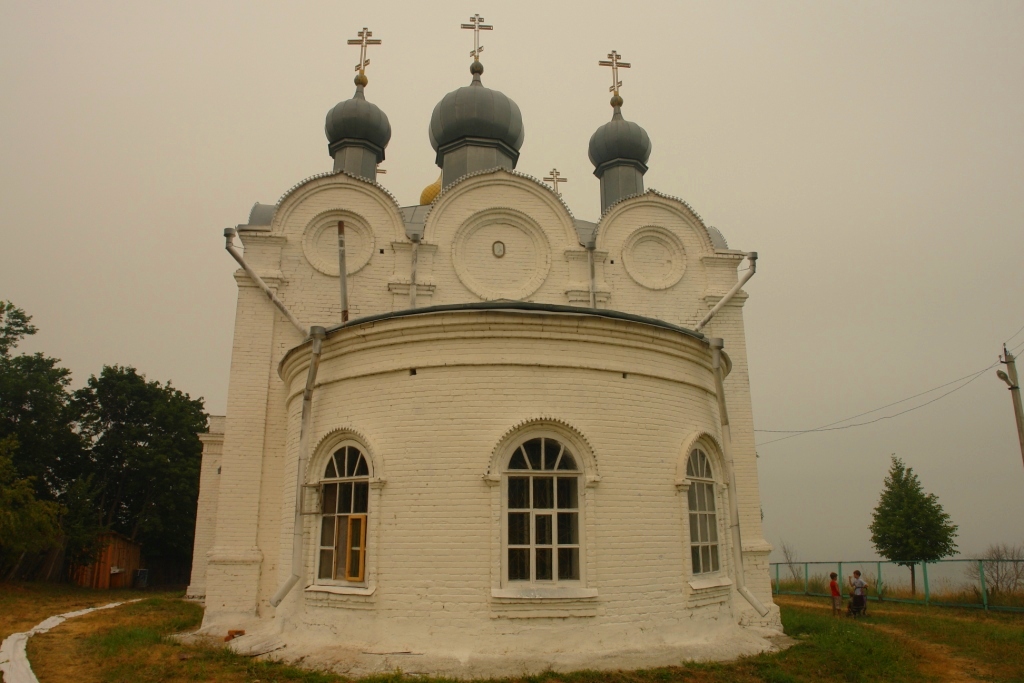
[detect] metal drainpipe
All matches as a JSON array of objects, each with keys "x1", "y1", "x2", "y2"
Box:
[
  {"x1": 587, "y1": 238, "x2": 597, "y2": 308},
  {"x1": 270, "y1": 326, "x2": 327, "y2": 607},
  {"x1": 709, "y1": 337, "x2": 770, "y2": 617},
  {"x1": 337, "y1": 221, "x2": 349, "y2": 323},
  {"x1": 224, "y1": 228, "x2": 307, "y2": 336},
  {"x1": 409, "y1": 234, "x2": 420, "y2": 309},
  {"x1": 695, "y1": 253, "x2": 757, "y2": 333}
]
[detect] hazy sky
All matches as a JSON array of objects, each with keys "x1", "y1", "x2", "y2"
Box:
[{"x1": 2, "y1": 1, "x2": 1023, "y2": 562}]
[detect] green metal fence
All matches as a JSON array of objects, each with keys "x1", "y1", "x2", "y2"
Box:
[{"x1": 770, "y1": 559, "x2": 1024, "y2": 613}]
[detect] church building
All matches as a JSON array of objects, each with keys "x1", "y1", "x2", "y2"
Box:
[{"x1": 187, "y1": 19, "x2": 782, "y2": 677}]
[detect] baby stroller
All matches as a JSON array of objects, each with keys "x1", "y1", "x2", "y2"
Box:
[{"x1": 847, "y1": 592, "x2": 868, "y2": 617}]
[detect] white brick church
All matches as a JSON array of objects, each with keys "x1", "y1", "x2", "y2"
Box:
[{"x1": 187, "y1": 23, "x2": 782, "y2": 677}]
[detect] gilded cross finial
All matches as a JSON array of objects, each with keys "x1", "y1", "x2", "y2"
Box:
[
  {"x1": 598, "y1": 50, "x2": 631, "y2": 98},
  {"x1": 543, "y1": 169, "x2": 569, "y2": 196},
  {"x1": 461, "y1": 14, "x2": 493, "y2": 61},
  {"x1": 347, "y1": 27, "x2": 382, "y2": 76}
]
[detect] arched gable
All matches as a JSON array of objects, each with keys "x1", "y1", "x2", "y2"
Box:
[
  {"x1": 424, "y1": 169, "x2": 578, "y2": 247},
  {"x1": 484, "y1": 417, "x2": 600, "y2": 486},
  {"x1": 595, "y1": 190, "x2": 721, "y2": 255},
  {"x1": 272, "y1": 172, "x2": 406, "y2": 244}
]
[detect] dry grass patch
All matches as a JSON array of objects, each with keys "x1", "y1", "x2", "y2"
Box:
[{"x1": 0, "y1": 581, "x2": 153, "y2": 641}]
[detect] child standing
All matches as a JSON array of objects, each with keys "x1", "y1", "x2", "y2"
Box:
[{"x1": 829, "y1": 572, "x2": 841, "y2": 616}]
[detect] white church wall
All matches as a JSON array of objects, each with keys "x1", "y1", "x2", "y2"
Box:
[
  {"x1": 248, "y1": 310, "x2": 778, "y2": 675},
  {"x1": 186, "y1": 415, "x2": 224, "y2": 601}
]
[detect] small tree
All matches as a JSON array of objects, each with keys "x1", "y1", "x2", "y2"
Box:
[{"x1": 870, "y1": 456, "x2": 958, "y2": 595}]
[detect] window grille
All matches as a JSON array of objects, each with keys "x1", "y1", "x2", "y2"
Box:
[
  {"x1": 687, "y1": 448, "x2": 720, "y2": 575},
  {"x1": 317, "y1": 445, "x2": 370, "y2": 582},
  {"x1": 505, "y1": 437, "x2": 581, "y2": 583}
]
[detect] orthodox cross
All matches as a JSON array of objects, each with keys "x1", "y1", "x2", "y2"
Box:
[
  {"x1": 544, "y1": 169, "x2": 568, "y2": 196},
  {"x1": 598, "y1": 50, "x2": 631, "y2": 95},
  {"x1": 461, "y1": 14, "x2": 492, "y2": 60},
  {"x1": 348, "y1": 27, "x2": 381, "y2": 75}
]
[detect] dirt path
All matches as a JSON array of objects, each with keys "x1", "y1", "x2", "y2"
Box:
[
  {"x1": 775, "y1": 595, "x2": 997, "y2": 683},
  {"x1": 863, "y1": 622, "x2": 991, "y2": 683}
]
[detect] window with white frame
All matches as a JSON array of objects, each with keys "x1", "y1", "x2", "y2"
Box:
[
  {"x1": 317, "y1": 445, "x2": 369, "y2": 582},
  {"x1": 687, "y1": 448, "x2": 720, "y2": 575},
  {"x1": 504, "y1": 437, "x2": 581, "y2": 583}
]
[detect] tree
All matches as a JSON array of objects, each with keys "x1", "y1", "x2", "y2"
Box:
[
  {"x1": 0, "y1": 436, "x2": 61, "y2": 578},
  {"x1": 965, "y1": 543, "x2": 1024, "y2": 596},
  {"x1": 74, "y1": 365, "x2": 206, "y2": 563},
  {"x1": 0, "y1": 301, "x2": 84, "y2": 498},
  {"x1": 870, "y1": 456, "x2": 958, "y2": 595}
]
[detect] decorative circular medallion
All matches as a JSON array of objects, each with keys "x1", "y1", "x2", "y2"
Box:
[
  {"x1": 621, "y1": 226, "x2": 686, "y2": 290},
  {"x1": 302, "y1": 211, "x2": 375, "y2": 277},
  {"x1": 452, "y1": 209, "x2": 551, "y2": 301}
]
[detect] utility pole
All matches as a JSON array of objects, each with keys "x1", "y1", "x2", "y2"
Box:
[{"x1": 997, "y1": 345, "x2": 1024, "y2": 471}]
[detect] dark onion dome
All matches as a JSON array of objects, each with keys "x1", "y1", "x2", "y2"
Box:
[
  {"x1": 428, "y1": 62, "x2": 524, "y2": 165},
  {"x1": 325, "y1": 76, "x2": 392, "y2": 161},
  {"x1": 588, "y1": 102, "x2": 652, "y2": 173}
]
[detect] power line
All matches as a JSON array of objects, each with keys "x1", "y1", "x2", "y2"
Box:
[
  {"x1": 754, "y1": 337, "x2": 1024, "y2": 449},
  {"x1": 1006, "y1": 320, "x2": 1024, "y2": 346},
  {"x1": 755, "y1": 366, "x2": 993, "y2": 448}
]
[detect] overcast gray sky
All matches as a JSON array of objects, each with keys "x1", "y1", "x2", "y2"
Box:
[{"x1": 2, "y1": 1, "x2": 1023, "y2": 562}]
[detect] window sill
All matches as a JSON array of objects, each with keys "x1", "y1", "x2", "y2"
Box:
[
  {"x1": 305, "y1": 584, "x2": 375, "y2": 596},
  {"x1": 491, "y1": 585, "x2": 600, "y2": 618},
  {"x1": 491, "y1": 586, "x2": 598, "y2": 600},
  {"x1": 688, "y1": 575, "x2": 733, "y2": 591}
]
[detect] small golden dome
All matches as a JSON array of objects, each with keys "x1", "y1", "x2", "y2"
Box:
[{"x1": 419, "y1": 173, "x2": 442, "y2": 205}]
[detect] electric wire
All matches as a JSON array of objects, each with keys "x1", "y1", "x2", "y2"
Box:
[
  {"x1": 1005, "y1": 320, "x2": 1024, "y2": 346},
  {"x1": 754, "y1": 337, "x2": 1024, "y2": 448}
]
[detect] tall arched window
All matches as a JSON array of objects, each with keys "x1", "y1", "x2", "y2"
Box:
[
  {"x1": 504, "y1": 437, "x2": 580, "y2": 583},
  {"x1": 687, "y1": 448, "x2": 720, "y2": 575},
  {"x1": 317, "y1": 445, "x2": 370, "y2": 582}
]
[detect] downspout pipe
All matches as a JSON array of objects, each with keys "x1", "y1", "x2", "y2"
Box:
[
  {"x1": 709, "y1": 337, "x2": 770, "y2": 617},
  {"x1": 337, "y1": 222, "x2": 349, "y2": 323},
  {"x1": 695, "y1": 252, "x2": 757, "y2": 333},
  {"x1": 270, "y1": 326, "x2": 327, "y2": 607},
  {"x1": 586, "y1": 238, "x2": 597, "y2": 308},
  {"x1": 224, "y1": 227, "x2": 307, "y2": 337},
  {"x1": 409, "y1": 234, "x2": 420, "y2": 309}
]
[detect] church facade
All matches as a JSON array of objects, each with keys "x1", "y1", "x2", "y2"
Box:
[{"x1": 188, "y1": 24, "x2": 782, "y2": 677}]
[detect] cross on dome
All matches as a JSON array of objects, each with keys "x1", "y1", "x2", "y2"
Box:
[
  {"x1": 347, "y1": 27, "x2": 382, "y2": 77},
  {"x1": 461, "y1": 14, "x2": 493, "y2": 61},
  {"x1": 543, "y1": 169, "x2": 568, "y2": 196},
  {"x1": 599, "y1": 50, "x2": 631, "y2": 101}
]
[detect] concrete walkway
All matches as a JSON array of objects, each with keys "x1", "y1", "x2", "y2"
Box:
[{"x1": 0, "y1": 600, "x2": 140, "y2": 683}]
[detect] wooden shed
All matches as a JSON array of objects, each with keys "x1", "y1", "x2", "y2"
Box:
[{"x1": 72, "y1": 532, "x2": 142, "y2": 589}]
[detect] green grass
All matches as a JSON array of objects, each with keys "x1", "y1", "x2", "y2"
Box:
[{"x1": 16, "y1": 587, "x2": 1024, "y2": 683}]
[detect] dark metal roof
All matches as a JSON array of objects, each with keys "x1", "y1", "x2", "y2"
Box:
[
  {"x1": 588, "y1": 107, "x2": 652, "y2": 170},
  {"x1": 429, "y1": 67, "x2": 524, "y2": 156},
  {"x1": 325, "y1": 85, "x2": 392, "y2": 159},
  {"x1": 324, "y1": 300, "x2": 704, "y2": 340}
]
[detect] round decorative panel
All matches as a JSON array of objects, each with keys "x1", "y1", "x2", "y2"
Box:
[
  {"x1": 621, "y1": 226, "x2": 686, "y2": 290},
  {"x1": 452, "y1": 209, "x2": 551, "y2": 300},
  {"x1": 302, "y1": 211, "x2": 374, "y2": 277}
]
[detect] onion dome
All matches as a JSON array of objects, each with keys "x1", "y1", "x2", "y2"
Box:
[
  {"x1": 325, "y1": 74, "x2": 392, "y2": 165},
  {"x1": 420, "y1": 173, "x2": 442, "y2": 205},
  {"x1": 588, "y1": 97, "x2": 651, "y2": 173},
  {"x1": 428, "y1": 62, "x2": 524, "y2": 169}
]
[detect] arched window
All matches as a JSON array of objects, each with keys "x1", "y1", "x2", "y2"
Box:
[
  {"x1": 504, "y1": 437, "x2": 581, "y2": 583},
  {"x1": 317, "y1": 445, "x2": 370, "y2": 582},
  {"x1": 687, "y1": 448, "x2": 720, "y2": 575}
]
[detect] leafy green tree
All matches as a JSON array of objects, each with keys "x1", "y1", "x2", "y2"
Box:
[
  {"x1": 870, "y1": 456, "x2": 958, "y2": 595},
  {"x1": 74, "y1": 365, "x2": 206, "y2": 563},
  {"x1": 0, "y1": 301, "x2": 84, "y2": 497},
  {"x1": 0, "y1": 436, "x2": 61, "y2": 577}
]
